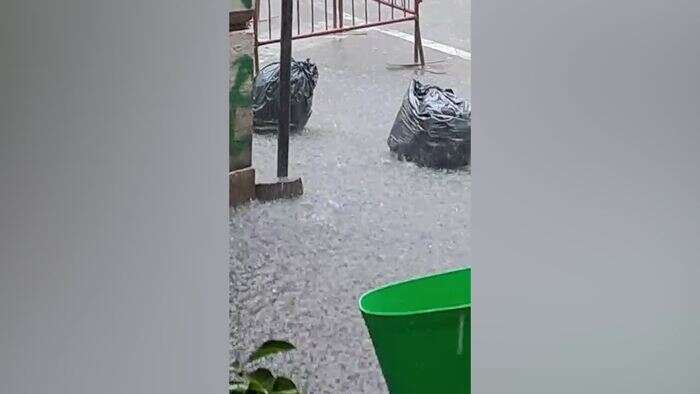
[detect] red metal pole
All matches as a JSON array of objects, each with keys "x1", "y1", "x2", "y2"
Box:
[{"x1": 338, "y1": 0, "x2": 344, "y2": 28}]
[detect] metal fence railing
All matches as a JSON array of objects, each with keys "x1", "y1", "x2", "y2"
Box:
[{"x1": 253, "y1": 0, "x2": 425, "y2": 72}]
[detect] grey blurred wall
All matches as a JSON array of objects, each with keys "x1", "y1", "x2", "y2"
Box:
[
  {"x1": 473, "y1": 0, "x2": 700, "y2": 393},
  {"x1": 3, "y1": 0, "x2": 700, "y2": 393},
  {"x1": 1, "y1": 1, "x2": 228, "y2": 393}
]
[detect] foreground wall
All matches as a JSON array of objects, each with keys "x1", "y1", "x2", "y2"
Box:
[
  {"x1": 229, "y1": 28, "x2": 254, "y2": 172},
  {"x1": 229, "y1": 10, "x2": 256, "y2": 206}
]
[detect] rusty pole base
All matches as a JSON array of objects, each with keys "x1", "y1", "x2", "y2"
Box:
[{"x1": 255, "y1": 177, "x2": 304, "y2": 202}]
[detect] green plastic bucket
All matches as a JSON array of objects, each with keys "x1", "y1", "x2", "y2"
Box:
[{"x1": 359, "y1": 267, "x2": 471, "y2": 393}]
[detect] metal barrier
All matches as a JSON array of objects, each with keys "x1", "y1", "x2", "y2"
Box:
[{"x1": 253, "y1": 0, "x2": 425, "y2": 72}]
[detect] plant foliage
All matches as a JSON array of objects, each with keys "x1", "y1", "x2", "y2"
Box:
[{"x1": 230, "y1": 340, "x2": 300, "y2": 394}]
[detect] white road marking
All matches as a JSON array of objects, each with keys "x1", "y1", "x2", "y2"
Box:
[{"x1": 342, "y1": 13, "x2": 471, "y2": 61}]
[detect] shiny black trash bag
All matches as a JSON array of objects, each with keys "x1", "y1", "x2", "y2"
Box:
[
  {"x1": 388, "y1": 80, "x2": 471, "y2": 168},
  {"x1": 252, "y1": 59, "x2": 319, "y2": 134}
]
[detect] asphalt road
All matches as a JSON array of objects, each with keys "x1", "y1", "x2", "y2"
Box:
[{"x1": 230, "y1": 2, "x2": 470, "y2": 392}]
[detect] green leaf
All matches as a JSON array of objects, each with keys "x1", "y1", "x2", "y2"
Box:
[
  {"x1": 247, "y1": 368, "x2": 274, "y2": 390},
  {"x1": 271, "y1": 377, "x2": 299, "y2": 394},
  {"x1": 248, "y1": 340, "x2": 296, "y2": 363},
  {"x1": 246, "y1": 379, "x2": 268, "y2": 393},
  {"x1": 229, "y1": 382, "x2": 248, "y2": 394}
]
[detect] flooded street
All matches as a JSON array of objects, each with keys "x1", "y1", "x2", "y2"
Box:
[{"x1": 231, "y1": 2, "x2": 470, "y2": 391}]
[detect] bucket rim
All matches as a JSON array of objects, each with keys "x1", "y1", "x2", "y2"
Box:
[{"x1": 358, "y1": 266, "x2": 471, "y2": 317}]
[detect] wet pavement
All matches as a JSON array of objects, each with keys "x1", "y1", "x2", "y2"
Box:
[{"x1": 230, "y1": 3, "x2": 470, "y2": 392}]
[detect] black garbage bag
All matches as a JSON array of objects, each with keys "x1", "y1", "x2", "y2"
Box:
[
  {"x1": 388, "y1": 80, "x2": 471, "y2": 169},
  {"x1": 252, "y1": 58, "x2": 319, "y2": 134}
]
